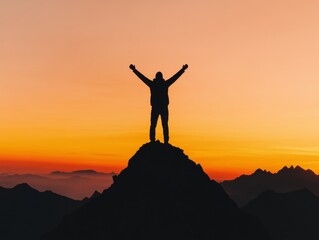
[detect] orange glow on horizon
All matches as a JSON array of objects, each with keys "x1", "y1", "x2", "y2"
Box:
[{"x1": 1, "y1": 1, "x2": 319, "y2": 180}]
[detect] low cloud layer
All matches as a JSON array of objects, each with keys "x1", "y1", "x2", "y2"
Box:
[{"x1": 0, "y1": 170, "x2": 116, "y2": 200}]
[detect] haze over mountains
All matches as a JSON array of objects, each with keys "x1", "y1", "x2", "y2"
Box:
[
  {"x1": 0, "y1": 170, "x2": 115, "y2": 199},
  {"x1": 221, "y1": 165, "x2": 319, "y2": 206}
]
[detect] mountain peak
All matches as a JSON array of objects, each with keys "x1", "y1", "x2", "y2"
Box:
[
  {"x1": 13, "y1": 183, "x2": 38, "y2": 193},
  {"x1": 51, "y1": 170, "x2": 99, "y2": 175},
  {"x1": 253, "y1": 168, "x2": 271, "y2": 176},
  {"x1": 254, "y1": 168, "x2": 264, "y2": 173},
  {"x1": 45, "y1": 142, "x2": 270, "y2": 240},
  {"x1": 277, "y1": 165, "x2": 315, "y2": 176},
  {"x1": 277, "y1": 165, "x2": 296, "y2": 173},
  {"x1": 122, "y1": 141, "x2": 208, "y2": 184},
  {"x1": 72, "y1": 170, "x2": 98, "y2": 174}
]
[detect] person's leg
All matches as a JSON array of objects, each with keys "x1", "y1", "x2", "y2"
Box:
[
  {"x1": 161, "y1": 107, "x2": 169, "y2": 143},
  {"x1": 150, "y1": 108, "x2": 159, "y2": 142}
]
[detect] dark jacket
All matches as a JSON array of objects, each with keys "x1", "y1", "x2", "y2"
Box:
[{"x1": 133, "y1": 68, "x2": 185, "y2": 108}]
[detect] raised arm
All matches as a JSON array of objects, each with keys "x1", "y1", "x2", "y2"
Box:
[
  {"x1": 129, "y1": 64, "x2": 152, "y2": 87},
  {"x1": 166, "y1": 64, "x2": 188, "y2": 87}
]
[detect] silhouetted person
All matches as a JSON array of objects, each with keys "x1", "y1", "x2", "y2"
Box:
[{"x1": 130, "y1": 64, "x2": 188, "y2": 143}]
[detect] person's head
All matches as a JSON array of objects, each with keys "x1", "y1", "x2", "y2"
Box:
[{"x1": 155, "y1": 71, "x2": 163, "y2": 80}]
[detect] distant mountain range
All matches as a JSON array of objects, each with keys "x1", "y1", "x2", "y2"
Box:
[
  {"x1": 50, "y1": 169, "x2": 116, "y2": 176},
  {"x1": 0, "y1": 183, "x2": 81, "y2": 240},
  {"x1": 244, "y1": 188, "x2": 319, "y2": 240},
  {"x1": 4, "y1": 151, "x2": 319, "y2": 240},
  {"x1": 221, "y1": 165, "x2": 319, "y2": 206},
  {"x1": 0, "y1": 170, "x2": 115, "y2": 200},
  {"x1": 43, "y1": 142, "x2": 270, "y2": 240}
]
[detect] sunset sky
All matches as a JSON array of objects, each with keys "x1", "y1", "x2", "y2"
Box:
[{"x1": 1, "y1": 0, "x2": 319, "y2": 180}]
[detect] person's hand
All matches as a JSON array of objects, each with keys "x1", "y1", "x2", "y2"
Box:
[
  {"x1": 182, "y1": 64, "x2": 188, "y2": 70},
  {"x1": 129, "y1": 64, "x2": 135, "y2": 70}
]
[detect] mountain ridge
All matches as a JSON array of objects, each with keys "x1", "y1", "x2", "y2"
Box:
[
  {"x1": 222, "y1": 165, "x2": 319, "y2": 206},
  {"x1": 244, "y1": 188, "x2": 319, "y2": 240},
  {"x1": 50, "y1": 170, "x2": 116, "y2": 176},
  {"x1": 0, "y1": 183, "x2": 81, "y2": 240}
]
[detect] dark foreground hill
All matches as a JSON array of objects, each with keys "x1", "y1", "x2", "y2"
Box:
[
  {"x1": 243, "y1": 189, "x2": 319, "y2": 240},
  {"x1": 0, "y1": 183, "x2": 80, "y2": 240},
  {"x1": 222, "y1": 165, "x2": 318, "y2": 206},
  {"x1": 44, "y1": 142, "x2": 270, "y2": 240}
]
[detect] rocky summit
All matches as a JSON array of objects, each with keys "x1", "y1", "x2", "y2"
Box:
[{"x1": 44, "y1": 142, "x2": 270, "y2": 240}]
